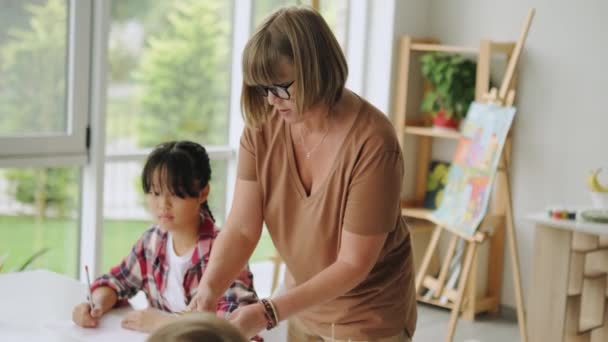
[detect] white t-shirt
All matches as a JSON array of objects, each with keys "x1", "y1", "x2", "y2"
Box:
[{"x1": 163, "y1": 233, "x2": 194, "y2": 312}]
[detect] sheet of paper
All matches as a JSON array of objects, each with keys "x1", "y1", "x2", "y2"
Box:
[
  {"x1": 0, "y1": 321, "x2": 55, "y2": 341},
  {"x1": 45, "y1": 309, "x2": 148, "y2": 342},
  {"x1": 0, "y1": 320, "x2": 79, "y2": 342}
]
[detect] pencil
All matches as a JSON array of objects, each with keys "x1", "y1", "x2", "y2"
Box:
[{"x1": 85, "y1": 265, "x2": 94, "y2": 309}]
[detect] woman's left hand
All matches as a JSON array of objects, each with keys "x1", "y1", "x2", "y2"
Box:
[
  {"x1": 228, "y1": 302, "x2": 268, "y2": 338},
  {"x1": 121, "y1": 308, "x2": 173, "y2": 333}
]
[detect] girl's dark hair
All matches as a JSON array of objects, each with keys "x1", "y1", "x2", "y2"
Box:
[{"x1": 142, "y1": 141, "x2": 214, "y2": 222}]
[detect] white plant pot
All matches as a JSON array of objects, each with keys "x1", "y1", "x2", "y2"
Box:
[{"x1": 590, "y1": 191, "x2": 608, "y2": 209}]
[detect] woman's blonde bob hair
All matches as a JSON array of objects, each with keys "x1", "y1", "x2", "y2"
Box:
[
  {"x1": 241, "y1": 6, "x2": 348, "y2": 126},
  {"x1": 147, "y1": 313, "x2": 248, "y2": 342}
]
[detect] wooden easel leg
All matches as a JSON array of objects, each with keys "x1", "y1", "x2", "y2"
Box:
[
  {"x1": 463, "y1": 254, "x2": 478, "y2": 321},
  {"x1": 504, "y1": 172, "x2": 529, "y2": 342},
  {"x1": 446, "y1": 239, "x2": 479, "y2": 342},
  {"x1": 416, "y1": 225, "x2": 442, "y2": 293},
  {"x1": 486, "y1": 220, "x2": 505, "y2": 314},
  {"x1": 433, "y1": 235, "x2": 459, "y2": 299}
]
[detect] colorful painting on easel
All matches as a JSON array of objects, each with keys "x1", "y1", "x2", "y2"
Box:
[{"x1": 432, "y1": 102, "x2": 516, "y2": 237}]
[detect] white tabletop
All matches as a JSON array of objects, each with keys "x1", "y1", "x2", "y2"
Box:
[
  {"x1": 526, "y1": 212, "x2": 608, "y2": 236},
  {"x1": 0, "y1": 269, "x2": 148, "y2": 342},
  {"x1": 0, "y1": 270, "x2": 83, "y2": 341},
  {"x1": 0, "y1": 269, "x2": 283, "y2": 341}
]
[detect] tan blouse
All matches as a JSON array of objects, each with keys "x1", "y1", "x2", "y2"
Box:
[{"x1": 238, "y1": 100, "x2": 417, "y2": 340}]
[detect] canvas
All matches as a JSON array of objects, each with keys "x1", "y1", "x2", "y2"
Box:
[{"x1": 432, "y1": 102, "x2": 516, "y2": 237}]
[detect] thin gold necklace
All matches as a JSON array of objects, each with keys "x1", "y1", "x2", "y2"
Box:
[{"x1": 298, "y1": 119, "x2": 330, "y2": 159}]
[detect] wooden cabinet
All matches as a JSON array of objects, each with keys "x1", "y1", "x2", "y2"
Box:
[{"x1": 528, "y1": 214, "x2": 608, "y2": 342}]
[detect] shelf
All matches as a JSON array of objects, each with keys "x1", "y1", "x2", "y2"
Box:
[
  {"x1": 417, "y1": 292, "x2": 501, "y2": 314},
  {"x1": 402, "y1": 207, "x2": 434, "y2": 221},
  {"x1": 409, "y1": 42, "x2": 515, "y2": 56},
  {"x1": 410, "y1": 43, "x2": 478, "y2": 54},
  {"x1": 417, "y1": 296, "x2": 453, "y2": 310},
  {"x1": 404, "y1": 126, "x2": 463, "y2": 140}
]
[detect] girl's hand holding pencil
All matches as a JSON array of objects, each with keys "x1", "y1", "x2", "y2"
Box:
[
  {"x1": 72, "y1": 301, "x2": 105, "y2": 328},
  {"x1": 71, "y1": 267, "x2": 118, "y2": 328}
]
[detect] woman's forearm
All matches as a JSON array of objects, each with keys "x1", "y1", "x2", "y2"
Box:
[
  {"x1": 199, "y1": 226, "x2": 259, "y2": 300},
  {"x1": 272, "y1": 259, "x2": 370, "y2": 321}
]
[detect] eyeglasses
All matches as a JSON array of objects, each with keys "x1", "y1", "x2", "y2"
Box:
[{"x1": 256, "y1": 81, "x2": 295, "y2": 100}]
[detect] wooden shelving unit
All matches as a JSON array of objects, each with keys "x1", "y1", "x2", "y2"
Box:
[
  {"x1": 392, "y1": 35, "x2": 517, "y2": 321},
  {"x1": 392, "y1": 12, "x2": 535, "y2": 342}
]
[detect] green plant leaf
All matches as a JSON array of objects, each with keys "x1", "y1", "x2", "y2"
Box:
[
  {"x1": 421, "y1": 92, "x2": 438, "y2": 113},
  {"x1": 418, "y1": 52, "x2": 476, "y2": 120},
  {"x1": 17, "y1": 247, "x2": 49, "y2": 271}
]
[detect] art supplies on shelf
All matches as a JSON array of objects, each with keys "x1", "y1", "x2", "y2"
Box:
[{"x1": 547, "y1": 208, "x2": 577, "y2": 220}]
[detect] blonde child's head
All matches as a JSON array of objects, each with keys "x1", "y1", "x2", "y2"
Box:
[{"x1": 147, "y1": 313, "x2": 248, "y2": 342}]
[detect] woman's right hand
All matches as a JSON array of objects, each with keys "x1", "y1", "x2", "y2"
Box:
[
  {"x1": 185, "y1": 284, "x2": 219, "y2": 312},
  {"x1": 72, "y1": 302, "x2": 105, "y2": 328}
]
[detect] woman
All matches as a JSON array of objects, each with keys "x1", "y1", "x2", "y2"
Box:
[{"x1": 187, "y1": 6, "x2": 417, "y2": 341}]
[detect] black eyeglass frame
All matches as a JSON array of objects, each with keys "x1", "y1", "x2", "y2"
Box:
[{"x1": 256, "y1": 80, "x2": 295, "y2": 100}]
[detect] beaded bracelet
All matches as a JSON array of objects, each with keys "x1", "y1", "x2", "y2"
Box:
[
  {"x1": 266, "y1": 298, "x2": 279, "y2": 323},
  {"x1": 260, "y1": 298, "x2": 278, "y2": 330},
  {"x1": 260, "y1": 299, "x2": 275, "y2": 330}
]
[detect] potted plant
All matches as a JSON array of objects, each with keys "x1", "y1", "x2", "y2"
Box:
[{"x1": 420, "y1": 52, "x2": 477, "y2": 129}]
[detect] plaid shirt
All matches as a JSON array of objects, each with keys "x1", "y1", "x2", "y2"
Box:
[{"x1": 91, "y1": 212, "x2": 259, "y2": 319}]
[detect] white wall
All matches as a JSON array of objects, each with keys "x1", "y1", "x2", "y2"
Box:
[{"x1": 391, "y1": 0, "x2": 608, "y2": 308}]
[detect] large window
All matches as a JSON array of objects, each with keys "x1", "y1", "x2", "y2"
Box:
[
  {"x1": 102, "y1": 1, "x2": 235, "y2": 269},
  {"x1": 0, "y1": 167, "x2": 80, "y2": 276},
  {"x1": 0, "y1": 0, "x2": 89, "y2": 278},
  {"x1": 105, "y1": 1, "x2": 234, "y2": 153},
  {"x1": 0, "y1": 0, "x2": 68, "y2": 136},
  {"x1": 101, "y1": 0, "x2": 351, "y2": 269},
  {"x1": 0, "y1": 0, "x2": 89, "y2": 159},
  {"x1": 1, "y1": 0, "x2": 357, "y2": 279}
]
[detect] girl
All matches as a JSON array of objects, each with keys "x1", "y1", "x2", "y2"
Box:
[{"x1": 72, "y1": 141, "x2": 260, "y2": 334}]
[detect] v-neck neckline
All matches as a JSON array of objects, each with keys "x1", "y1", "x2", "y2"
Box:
[{"x1": 284, "y1": 98, "x2": 365, "y2": 201}]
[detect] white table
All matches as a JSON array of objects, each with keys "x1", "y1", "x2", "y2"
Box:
[
  {"x1": 0, "y1": 270, "x2": 151, "y2": 341},
  {"x1": 0, "y1": 269, "x2": 284, "y2": 341},
  {"x1": 527, "y1": 213, "x2": 608, "y2": 342},
  {"x1": 0, "y1": 270, "x2": 85, "y2": 341}
]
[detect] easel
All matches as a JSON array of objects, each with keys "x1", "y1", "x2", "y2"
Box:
[{"x1": 414, "y1": 9, "x2": 535, "y2": 342}]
